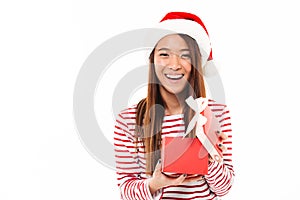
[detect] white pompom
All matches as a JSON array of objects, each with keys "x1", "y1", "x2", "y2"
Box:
[{"x1": 203, "y1": 60, "x2": 219, "y2": 77}]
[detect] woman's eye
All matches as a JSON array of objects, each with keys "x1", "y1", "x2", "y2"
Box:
[
  {"x1": 159, "y1": 53, "x2": 169, "y2": 57},
  {"x1": 181, "y1": 54, "x2": 191, "y2": 59}
]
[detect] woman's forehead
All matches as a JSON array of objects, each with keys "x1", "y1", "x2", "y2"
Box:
[{"x1": 155, "y1": 34, "x2": 189, "y2": 51}]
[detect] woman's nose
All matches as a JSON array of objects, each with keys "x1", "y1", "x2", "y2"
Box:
[{"x1": 168, "y1": 54, "x2": 182, "y2": 70}]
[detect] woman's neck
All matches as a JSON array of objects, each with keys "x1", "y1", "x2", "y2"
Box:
[{"x1": 160, "y1": 87, "x2": 187, "y2": 115}]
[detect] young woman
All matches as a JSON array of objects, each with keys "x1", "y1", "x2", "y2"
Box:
[{"x1": 114, "y1": 12, "x2": 234, "y2": 199}]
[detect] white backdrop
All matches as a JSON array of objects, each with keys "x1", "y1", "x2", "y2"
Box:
[{"x1": 1, "y1": 0, "x2": 300, "y2": 199}]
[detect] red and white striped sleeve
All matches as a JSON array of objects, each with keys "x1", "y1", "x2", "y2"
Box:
[
  {"x1": 204, "y1": 102, "x2": 235, "y2": 196},
  {"x1": 114, "y1": 109, "x2": 153, "y2": 200}
]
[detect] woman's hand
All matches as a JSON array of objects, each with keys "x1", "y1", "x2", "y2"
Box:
[
  {"x1": 149, "y1": 160, "x2": 204, "y2": 194},
  {"x1": 209, "y1": 131, "x2": 228, "y2": 163}
]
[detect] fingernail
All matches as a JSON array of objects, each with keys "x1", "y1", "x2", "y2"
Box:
[{"x1": 157, "y1": 159, "x2": 161, "y2": 164}]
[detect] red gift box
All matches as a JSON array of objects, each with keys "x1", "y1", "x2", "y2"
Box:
[
  {"x1": 161, "y1": 106, "x2": 222, "y2": 176},
  {"x1": 161, "y1": 137, "x2": 209, "y2": 176}
]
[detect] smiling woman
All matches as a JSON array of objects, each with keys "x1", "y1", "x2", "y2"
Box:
[
  {"x1": 154, "y1": 34, "x2": 192, "y2": 101},
  {"x1": 113, "y1": 12, "x2": 234, "y2": 199},
  {"x1": 152, "y1": 33, "x2": 204, "y2": 117}
]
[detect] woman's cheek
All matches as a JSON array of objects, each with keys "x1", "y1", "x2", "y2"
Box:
[{"x1": 155, "y1": 57, "x2": 168, "y2": 67}]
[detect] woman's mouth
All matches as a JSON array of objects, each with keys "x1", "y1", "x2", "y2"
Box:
[{"x1": 165, "y1": 74, "x2": 184, "y2": 80}]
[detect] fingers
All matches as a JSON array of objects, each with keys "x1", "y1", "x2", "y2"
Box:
[
  {"x1": 156, "y1": 173, "x2": 205, "y2": 186},
  {"x1": 216, "y1": 131, "x2": 227, "y2": 153},
  {"x1": 217, "y1": 130, "x2": 228, "y2": 140},
  {"x1": 152, "y1": 159, "x2": 162, "y2": 177},
  {"x1": 173, "y1": 174, "x2": 186, "y2": 185},
  {"x1": 183, "y1": 175, "x2": 204, "y2": 183},
  {"x1": 208, "y1": 130, "x2": 227, "y2": 163},
  {"x1": 217, "y1": 143, "x2": 227, "y2": 152},
  {"x1": 155, "y1": 159, "x2": 162, "y2": 171},
  {"x1": 209, "y1": 154, "x2": 221, "y2": 163}
]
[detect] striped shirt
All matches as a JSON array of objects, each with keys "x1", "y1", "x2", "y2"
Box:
[{"x1": 114, "y1": 100, "x2": 234, "y2": 199}]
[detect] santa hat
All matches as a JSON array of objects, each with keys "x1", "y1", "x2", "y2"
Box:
[{"x1": 154, "y1": 12, "x2": 217, "y2": 76}]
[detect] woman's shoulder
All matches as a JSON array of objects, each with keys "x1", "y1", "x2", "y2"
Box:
[
  {"x1": 207, "y1": 98, "x2": 230, "y2": 117},
  {"x1": 117, "y1": 98, "x2": 146, "y2": 118},
  {"x1": 115, "y1": 104, "x2": 138, "y2": 122},
  {"x1": 207, "y1": 98, "x2": 228, "y2": 109},
  {"x1": 206, "y1": 98, "x2": 231, "y2": 125},
  {"x1": 118, "y1": 104, "x2": 138, "y2": 114}
]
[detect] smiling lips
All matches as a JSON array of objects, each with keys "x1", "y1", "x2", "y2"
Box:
[{"x1": 165, "y1": 74, "x2": 184, "y2": 80}]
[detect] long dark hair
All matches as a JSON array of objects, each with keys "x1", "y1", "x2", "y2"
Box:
[{"x1": 135, "y1": 34, "x2": 206, "y2": 175}]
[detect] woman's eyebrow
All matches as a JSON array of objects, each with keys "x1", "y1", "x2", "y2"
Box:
[
  {"x1": 157, "y1": 48, "x2": 190, "y2": 52},
  {"x1": 180, "y1": 49, "x2": 191, "y2": 52},
  {"x1": 157, "y1": 47, "x2": 170, "y2": 51}
]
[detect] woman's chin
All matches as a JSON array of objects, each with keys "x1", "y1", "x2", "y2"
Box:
[{"x1": 165, "y1": 87, "x2": 184, "y2": 95}]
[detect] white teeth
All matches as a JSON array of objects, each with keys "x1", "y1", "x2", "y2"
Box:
[{"x1": 166, "y1": 74, "x2": 183, "y2": 79}]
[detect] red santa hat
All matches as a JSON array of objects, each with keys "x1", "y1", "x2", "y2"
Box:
[{"x1": 155, "y1": 12, "x2": 217, "y2": 76}]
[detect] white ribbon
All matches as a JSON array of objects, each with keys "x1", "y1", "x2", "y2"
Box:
[
  {"x1": 184, "y1": 96, "x2": 208, "y2": 137},
  {"x1": 185, "y1": 96, "x2": 221, "y2": 162}
]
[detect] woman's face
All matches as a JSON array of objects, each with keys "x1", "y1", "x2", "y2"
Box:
[{"x1": 154, "y1": 34, "x2": 192, "y2": 95}]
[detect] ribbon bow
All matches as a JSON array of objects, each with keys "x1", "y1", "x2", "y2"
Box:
[
  {"x1": 185, "y1": 96, "x2": 221, "y2": 162},
  {"x1": 184, "y1": 96, "x2": 208, "y2": 137}
]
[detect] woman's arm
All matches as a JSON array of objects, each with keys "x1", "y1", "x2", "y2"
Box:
[
  {"x1": 204, "y1": 103, "x2": 235, "y2": 196},
  {"x1": 114, "y1": 110, "x2": 153, "y2": 200}
]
